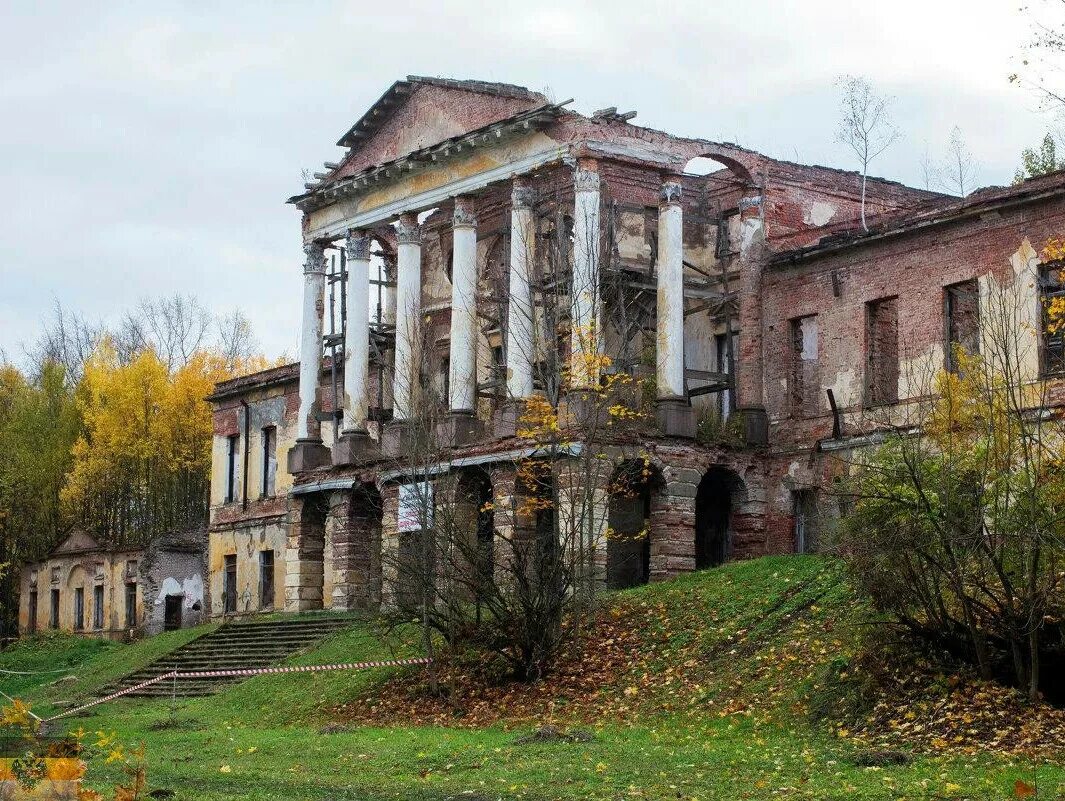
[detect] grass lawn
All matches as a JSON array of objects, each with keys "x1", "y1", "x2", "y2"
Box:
[{"x1": 3, "y1": 557, "x2": 1063, "y2": 800}]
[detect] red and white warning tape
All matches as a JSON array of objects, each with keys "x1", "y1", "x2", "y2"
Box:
[{"x1": 43, "y1": 656, "x2": 431, "y2": 722}]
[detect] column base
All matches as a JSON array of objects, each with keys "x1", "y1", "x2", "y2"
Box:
[
  {"x1": 560, "y1": 388, "x2": 608, "y2": 430},
  {"x1": 287, "y1": 439, "x2": 331, "y2": 473},
  {"x1": 381, "y1": 420, "x2": 420, "y2": 458},
  {"x1": 435, "y1": 411, "x2": 484, "y2": 448},
  {"x1": 656, "y1": 399, "x2": 696, "y2": 439},
  {"x1": 332, "y1": 430, "x2": 378, "y2": 465},
  {"x1": 492, "y1": 399, "x2": 526, "y2": 439},
  {"x1": 735, "y1": 406, "x2": 769, "y2": 447}
]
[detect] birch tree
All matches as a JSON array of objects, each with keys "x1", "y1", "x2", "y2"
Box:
[{"x1": 836, "y1": 75, "x2": 900, "y2": 231}]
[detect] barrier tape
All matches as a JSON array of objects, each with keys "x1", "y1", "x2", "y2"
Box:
[{"x1": 42, "y1": 656, "x2": 431, "y2": 723}]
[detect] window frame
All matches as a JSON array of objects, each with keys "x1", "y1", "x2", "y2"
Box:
[
  {"x1": 1039, "y1": 264, "x2": 1065, "y2": 377},
  {"x1": 225, "y1": 434, "x2": 240, "y2": 504},
  {"x1": 92, "y1": 584, "x2": 104, "y2": 629},
  {"x1": 261, "y1": 426, "x2": 277, "y2": 498}
]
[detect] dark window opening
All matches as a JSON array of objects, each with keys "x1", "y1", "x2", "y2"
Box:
[
  {"x1": 73, "y1": 587, "x2": 84, "y2": 631},
  {"x1": 945, "y1": 280, "x2": 980, "y2": 372},
  {"x1": 27, "y1": 591, "x2": 37, "y2": 634},
  {"x1": 259, "y1": 550, "x2": 275, "y2": 609},
  {"x1": 223, "y1": 554, "x2": 237, "y2": 614},
  {"x1": 866, "y1": 297, "x2": 899, "y2": 406},
  {"x1": 1040, "y1": 265, "x2": 1065, "y2": 375},
  {"x1": 792, "y1": 489, "x2": 819, "y2": 554},
  {"x1": 261, "y1": 426, "x2": 276, "y2": 498},
  {"x1": 93, "y1": 585, "x2": 104, "y2": 629},
  {"x1": 125, "y1": 582, "x2": 137, "y2": 628},
  {"x1": 789, "y1": 315, "x2": 819, "y2": 417},
  {"x1": 225, "y1": 434, "x2": 239, "y2": 503},
  {"x1": 50, "y1": 589, "x2": 60, "y2": 629}
]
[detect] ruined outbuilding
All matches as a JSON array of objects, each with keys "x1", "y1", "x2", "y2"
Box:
[
  {"x1": 19, "y1": 530, "x2": 206, "y2": 638},
  {"x1": 205, "y1": 76, "x2": 1065, "y2": 617}
]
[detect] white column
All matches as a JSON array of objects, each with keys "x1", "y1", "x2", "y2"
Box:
[
  {"x1": 507, "y1": 181, "x2": 536, "y2": 399},
  {"x1": 657, "y1": 179, "x2": 685, "y2": 399},
  {"x1": 297, "y1": 242, "x2": 327, "y2": 441},
  {"x1": 342, "y1": 230, "x2": 371, "y2": 433},
  {"x1": 571, "y1": 160, "x2": 601, "y2": 388},
  {"x1": 449, "y1": 198, "x2": 478, "y2": 413},
  {"x1": 392, "y1": 212, "x2": 421, "y2": 421}
]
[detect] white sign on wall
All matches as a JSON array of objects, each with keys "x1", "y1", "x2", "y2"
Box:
[{"x1": 397, "y1": 482, "x2": 434, "y2": 533}]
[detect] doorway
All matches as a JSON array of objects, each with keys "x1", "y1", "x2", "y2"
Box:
[{"x1": 164, "y1": 595, "x2": 183, "y2": 631}]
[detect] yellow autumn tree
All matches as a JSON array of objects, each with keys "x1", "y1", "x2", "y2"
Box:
[{"x1": 62, "y1": 342, "x2": 236, "y2": 545}]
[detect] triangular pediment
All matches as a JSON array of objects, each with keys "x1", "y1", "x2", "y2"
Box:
[
  {"x1": 331, "y1": 77, "x2": 548, "y2": 178},
  {"x1": 51, "y1": 530, "x2": 101, "y2": 555}
]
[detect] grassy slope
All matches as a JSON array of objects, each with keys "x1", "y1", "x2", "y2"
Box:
[{"x1": 3, "y1": 557, "x2": 1063, "y2": 800}]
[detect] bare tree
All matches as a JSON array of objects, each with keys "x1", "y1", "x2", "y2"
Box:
[
  {"x1": 836, "y1": 75, "x2": 900, "y2": 231},
  {"x1": 931, "y1": 126, "x2": 979, "y2": 197},
  {"x1": 23, "y1": 300, "x2": 103, "y2": 386},
  {"x1": 216, "y1": 309, "x2": 259, "y2": 371},
  {"x1": 114, "y1": 294, "x2": 212, "y2": 370}
]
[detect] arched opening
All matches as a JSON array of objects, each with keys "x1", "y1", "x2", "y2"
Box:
[
  {"x1": 695, "y1": 466, "x2": 745, "y2": 568},
  {"x1": 682, "y1": 156, "x2": 723, "y2": 177},
  {"x1": 607, "y1": 459, "x2": 664, "y2": 589}
]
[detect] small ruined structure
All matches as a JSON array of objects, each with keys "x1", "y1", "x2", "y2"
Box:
[
  {"x1": 19, "y1": 530, "x2": 205, "y2": 638},
  {"x1": 206, "y1": 76, "x2": 1065, "y2": 617}
]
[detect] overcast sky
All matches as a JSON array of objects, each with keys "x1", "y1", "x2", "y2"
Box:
[{"x1": 0, "y1": 1, "x2": 1058, "y2": 364}]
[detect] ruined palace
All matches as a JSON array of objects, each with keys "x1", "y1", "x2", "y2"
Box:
[{"x1": 205, "y1": 76, "x2": 1065, "y2": 617}]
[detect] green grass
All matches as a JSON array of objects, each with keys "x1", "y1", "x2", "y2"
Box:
[{"x1": 3, "y1": 557, "x2": 1063, "y2": 800}]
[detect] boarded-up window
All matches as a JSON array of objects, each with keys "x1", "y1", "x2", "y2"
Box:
[
  {"x1": 93, "y1": 585, "x2": 104, "y2": 629},
  {"x1": 945, "y1": 280, "x2": 979, "y2": 372},
  {"x1": 866, "y1": 297, "x2": 899, "y2": 406},
  {"x1": 225, "y1": 434, "x2": 239, "y2": 503},
  {"x1": 792, "y1": 489, "x2": 819, "y2": 554},
  {"x1": 1040, "y1": 265, "x2": 1065, "y2": 375},
  {"x1": 27, "y1": 591, "x2": 37, "y2": 634},
  {"x1": 74, "y1": 587, "x2": 84, "y2": 631},
  {"x1": 790, "y1": 316, "x2": 819, "y2": 416},
  {"x1": 261, "y1": 426, "x2": 276, "y2": 498},
  {"x1": 125, "y1": 582, "x2": 137, "y2": 628},
  {"x1": 50, "y1": 589, "x2": 59, "y2": 629},
  {"x1": 259, "y1": 550, "x2": 275, "y2": 608}
]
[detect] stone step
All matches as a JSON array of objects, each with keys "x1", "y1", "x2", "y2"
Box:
[{"x1": 97, "y1": 615, "x2": 360, "y2": 700}]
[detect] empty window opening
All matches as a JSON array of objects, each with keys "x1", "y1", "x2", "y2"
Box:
[
  {"x1": 164, "y1": 595, "x2": 182, "y2": 631},
  {"x1": 223, "y1": 554, "x2": 237, "y2": 614},
  {"x1": 259, "y1": 550, "x2": 275, "y2": 609},
  {"x1": 125, "y1": 582, "x2": 137, "y2": 628},
  {"x1": 261, "y1": 426, "x2": 276, "y2": 497},
  {"x1": 945, "y1": 280, "x2": 980, "y2": 372},
  {"x1": 93, "y1": 584, "x2": 104, "y2": 629},
  {"x1": 792, "y1": 489, "x2": 819, "y2": 554},
  {"x1": 1040, "y1": 265, "x2": 1065, "y2": 375},
  {"x1": 225, "y1": 434, "x2": 239, "y2": 503},
  {"x1": 50, "y1": 589, "x2": 60, "y2": 629},
  {"x1": 714, "y1": 333, "x2": 733, "y2": 421},
  {"x1": 866, "y1": 297, "x2": 899, "y2": 406},
  {"x1": 73, "y1": 587, "x2": 84, "y2": 631},
  {"x1": 790, "y1": 315, "x2": 819, "y2": 416}
]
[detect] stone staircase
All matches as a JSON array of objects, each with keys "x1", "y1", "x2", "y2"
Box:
[{"x1": 103, "y1": 616, "x2": 356, "y2": 698}]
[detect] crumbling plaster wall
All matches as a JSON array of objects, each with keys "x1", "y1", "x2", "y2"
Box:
[{"x1": 208, "y1": 521, "x2": 286, "y2": 617}]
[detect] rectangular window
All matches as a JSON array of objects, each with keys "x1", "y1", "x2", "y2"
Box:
[
  {"x1": 50, "y1": 589, "x2": 60, "y2": 629},
  {"x1": 73, "y1": 587, "x2": 84, "y2": 631},
  {"x1": 1040, "y1": 265, "x2": 1065, "y2": 375},
  {"x1": 125, "y1": 582, "x2": 137, "y2": 628},
  {"x1": 223, "y1": 554, "x2": 237, "y2": 614},
  {"x1": 259, "y1": 550, "x2": 275, "y2": 609},
  {"x1": 792, "y1": 489, "x2": 819, "y2": 554},
  {"x1": 865, "y1": 297, "x2": 899, "y2": 406},
  {"x1": 261, "y1": 426, "x2": 277, "y2": 498},
  {"x1": 714, "y1": 333, "x2": 733, "y2": 421},
  {"x1": 27, "y1": 591, "x2": 37, "y2": 634},
  {"x1": 93, "y1": 585, "x2": 104, "y2": 629},
  {"x1": 789, "y1": 315, "x2": 819, "y2": 416},
  {"x1": 440, "y1": 356, "x2": 450, "y2": 406},
  {"x1": 945, "y1": 280, "x2": 980, "y2": 372},
  {"x1": 225, "y1": 434, "x2": 239, "y2": 503}
]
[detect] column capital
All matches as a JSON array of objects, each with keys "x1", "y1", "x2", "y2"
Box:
[
  {"x1": 574, "y1": 162, "x2": 600, "y2": 193},
  {"x1": 659, "y1": 178, "x2": 683, "y2": 207},
  {"x1": 453, "y1": 197, "x2": 477, "y2": 228},
  {"x1": 303, "y1": 242, "x2": 327, "y2": 275},
  {"x1": 345, "y1": 230, "x2": 371, "y2": 261},
  {"x1": 511, "y1": 180, "x2": 536, "y2": 210},
  {"x1": 396, "y1": 213, "x2": 421, "y2": 245}
]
